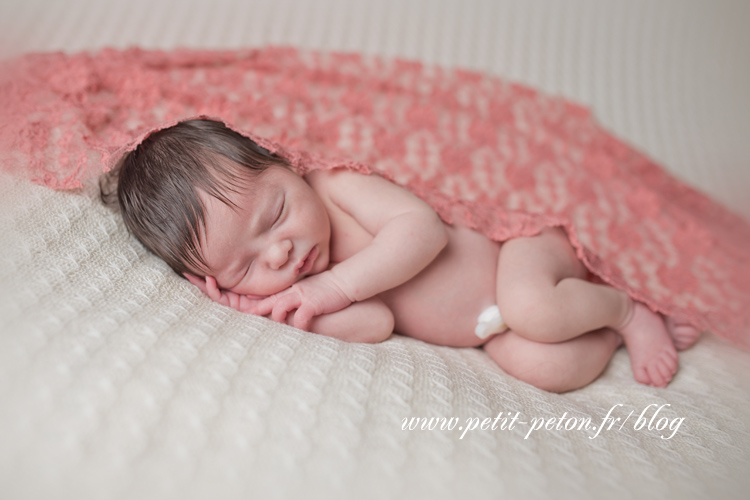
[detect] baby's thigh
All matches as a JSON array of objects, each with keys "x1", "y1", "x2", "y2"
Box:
[{"x1": 496, "y1": 226, "x2": 587, "y2": 299}]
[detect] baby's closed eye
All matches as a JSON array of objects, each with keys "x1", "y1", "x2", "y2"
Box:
[
  {"x1": 273, "y1": 196, "x2": 286, "y2": 226},
  {"x1": 220, "y1": 260, "x2": 254, "y2": 290}
]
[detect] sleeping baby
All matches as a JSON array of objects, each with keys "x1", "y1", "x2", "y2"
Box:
[{"x1": 109, "y1": 118, "x2": 701, "y2": 393}]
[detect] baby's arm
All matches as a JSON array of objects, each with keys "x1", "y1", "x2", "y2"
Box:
[
  {"x1": 324, "y1": 170, "x2": 449, "y2": 301},
  {"x1": 185, "y1": 272, "x2": 393, "y2": 343},
  {"x1": 291, "y1": 296, "x2": 394, "y2": 343},
  {"x1": 253, "y1": 169, "x2": 448, "y2": 329}
]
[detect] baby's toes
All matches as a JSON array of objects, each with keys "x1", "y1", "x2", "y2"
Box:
[
  {"x1": 656, "y1": 356, "x2": 675, "y2": 383},
  {"x1": 674, "y1": 326, "x2": 700, "y2": 350},
  {"x1": 646, "y1": 362, "x2": 668, "y2": 387},
  {"x1": 665, "y1": 316, "x2": 701, "y2": 351},
  {"x1": 655, "y1": 350, "x2": 678, "y2": 387},
  {"x1": 633, "y1": 365, "x2": 651, "y2": 386}
]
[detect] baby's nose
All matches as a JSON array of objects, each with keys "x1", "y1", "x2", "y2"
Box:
[{"x1": 268, "y1": 239, "x2": 293, "y2": 270}]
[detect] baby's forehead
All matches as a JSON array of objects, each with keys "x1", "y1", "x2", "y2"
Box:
[
  {"x1": 196, "y1": 164, "x2": 296, "y2": 237},
  {"x1": 194, "y1": 170, "x2": 275, "y2": 244}
]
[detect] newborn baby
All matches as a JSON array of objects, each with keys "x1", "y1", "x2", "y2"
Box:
[{"x1": 110, "y1": 118, "x2": 700, "y2": 393}]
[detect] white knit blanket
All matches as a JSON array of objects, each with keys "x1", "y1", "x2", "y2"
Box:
[
  {"x1": 1, "y1": 1, "x2": 749, "y2": 499},
  {"x1": 1, "y1": 171, "x2": 748, "y2": 499}
]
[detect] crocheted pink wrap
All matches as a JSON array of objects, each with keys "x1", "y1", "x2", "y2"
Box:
[{"x1": 1, "y1": 46, "x2": 748, "y2": 347}]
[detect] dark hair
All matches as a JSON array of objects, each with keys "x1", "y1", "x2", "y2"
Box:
[{"x1": 100, "y1": 118, "x2": 290, "y2": 275}]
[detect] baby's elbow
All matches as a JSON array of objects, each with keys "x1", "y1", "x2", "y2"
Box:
[
  {"x1": 358, "y1": 305, "x2": 395, "y2": 344},
  {"x1": 348, "y1": 299, "x2": 394, "y2": 344}
]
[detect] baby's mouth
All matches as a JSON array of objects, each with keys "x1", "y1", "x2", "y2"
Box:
[{"x1": 296, "y1": 246, "x2": 318, "y2": 276}]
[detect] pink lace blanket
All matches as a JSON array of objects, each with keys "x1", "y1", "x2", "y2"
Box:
[{"x1": 1, "y1": 46, "x2": 748, "y2": 347}]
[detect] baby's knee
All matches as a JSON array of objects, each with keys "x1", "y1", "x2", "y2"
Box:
[{"x1": 497, "y1": 286, "x2": 559, "y2": 342}]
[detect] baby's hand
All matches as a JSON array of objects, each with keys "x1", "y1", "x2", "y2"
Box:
[
  {"x1": 250, "y1": 271, "x2": 353, "y2": 331},
  {"x1": 184, "y1": 273, "x2": 266, "y2": 314}
]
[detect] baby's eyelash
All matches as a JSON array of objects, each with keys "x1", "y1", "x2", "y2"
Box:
[{"x1": 273, "y1": 197, "x2": 285, "y2": 225}]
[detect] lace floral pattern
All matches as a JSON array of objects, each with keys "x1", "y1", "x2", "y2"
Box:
[{"x1": 1, "y1": 46, "x2": 748, "y2": 346}]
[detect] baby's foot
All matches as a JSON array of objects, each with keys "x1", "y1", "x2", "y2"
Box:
[
  {"x1": 615, "y1": 299, "x2": 678, "y2": 387},
  {"x1": 663, "y1": 315, "x2": 701, "y2": 351}
]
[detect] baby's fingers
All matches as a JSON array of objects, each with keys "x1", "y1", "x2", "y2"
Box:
[
  {"x1": 225, "y1": 290, "x2": 243, "y2": 310},
  {"x1": 251, "y1": 296, "x2": 276, "y2": 317},
  {"x1": 292, "y1": 304, "x2": 315, "y2": 331},
  {"x1": 238, "y1": 295, "x2": 264, "y2": 313},
  {"x1": 204, "y1": 276, "x2": 228, "y2": 305},
  {"x1": 271, "y1": 294, "x2": 301, "y2": 323},
  {"x1": 184, "y1": 273, "x2": 209, "y2": 295}
]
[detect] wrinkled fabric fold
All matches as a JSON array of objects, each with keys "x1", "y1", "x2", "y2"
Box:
[{"x1": 0, "y1": 46, "x2": 748, "y2": 346}]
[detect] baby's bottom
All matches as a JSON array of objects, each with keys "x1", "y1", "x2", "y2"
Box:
[{"x1": 483, "y1": 327, "x2": 622, "y2": 393}]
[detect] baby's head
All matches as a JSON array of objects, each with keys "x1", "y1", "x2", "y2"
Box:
[{"x1": 103, "y1": 118, "x2": 291, "y2": 277}]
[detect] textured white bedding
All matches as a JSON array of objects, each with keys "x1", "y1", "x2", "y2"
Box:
[{"x1": 1, "y1": 1, "x2": 749, "y2": 499}]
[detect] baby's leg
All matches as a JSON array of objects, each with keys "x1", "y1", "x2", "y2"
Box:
[
  {"x1": 483, "y1": 328, "x2": 622, "y2": 393},
  {"x1": 496, "y1": 226, "x2": 677, "y2": 387},
  {"x1": 496, "y1": 227, "x2": 631, "y2": 341}
]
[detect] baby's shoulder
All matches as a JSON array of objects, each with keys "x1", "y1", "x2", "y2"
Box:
[
  {"x1": 304, "y1": 167, "x2": 375, "y2": 202},
  {"x1": 303, "y1": 167, "x2": 334, "y2": 191},
  {"x1": 304, "y1": 166, "x2": 366, "y2": 188}
]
